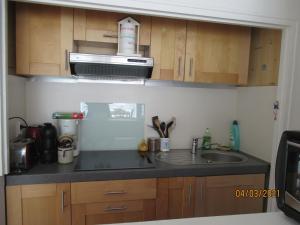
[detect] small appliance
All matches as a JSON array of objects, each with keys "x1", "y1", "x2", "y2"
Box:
[
  {"x1": 69, "y1": 53, "x2": 153, "y2": 79},
  {"x1": 40, "y1": 123, "x2": 58, "y2": 163},
  {"x1": 10, "y1": 138, "x2": 35, "y2": 172},
  {"x1": 276, "y1": 130, "x2": 300, "y2": 222},
  {"x1": 56, "y1": 117, "x2": 81, "y2": 157},
  {"x1": 26, "y1": 125, "x2": 43, "y2": 162}
]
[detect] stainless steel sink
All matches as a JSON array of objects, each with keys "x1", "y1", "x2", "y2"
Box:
[
  {"x1": 155, "y1": 150, "x2": 248, "y2": 166},
  {"x1": 201, "y1": 151, "x2": 247, "y2": 163}
]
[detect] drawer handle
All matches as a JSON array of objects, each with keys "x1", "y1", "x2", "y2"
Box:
[
  {"x1": 104, "y1": 191, "x2": 127, "y2": 195},
  {"x1": 104, "y1": 206, "x2": 127, "y2": 212},
  {"x1": 188, "y1": 184, "x2": 192, "y2": 207},
  {"x1": 178, "y1": 56, "x2": 182, "y2": 77},
  {"x1": 189, "y1": 58, "x2": 193, "y2": 77},
  {"x1": 103, "y1": 34, "x2": 118, "y2": 38},
  {"x1": 61, "y1": 191, "x2": 66, "y2": 214},
  {"x1": 65, "y1": 49, "x2": 69, "y2": 71}
]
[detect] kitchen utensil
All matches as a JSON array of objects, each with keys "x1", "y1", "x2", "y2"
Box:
[
  {"x1": 160, "y1": 122, "x2": 166, "y2": 137},
  {"x1": 40, "y1": 123, "x2": 57, "y2": 163},
  {"x1": 152, "y1": 116, "x2": 164, "y2": 137},
  {"x1": 10, "y1": 138, "x2": 35, "y2": 173},
  {"x1": 166, "y1": 117, "x2": 176, "y2": 138},
  {"x1": 148, "y1": 137, "x2": 160, "y2": 152}
]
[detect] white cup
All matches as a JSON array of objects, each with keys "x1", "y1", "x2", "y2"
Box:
[
  {"x1": 58, "y1": 147, "x2": 74, "y2": 164},
  {"x1": 160, "y1": 138, "x2": 170, "y2": 152}
]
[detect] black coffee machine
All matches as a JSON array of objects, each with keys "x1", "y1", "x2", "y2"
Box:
[{"x1": 40, "y1": 123, "x2": 58, "y2": 163}]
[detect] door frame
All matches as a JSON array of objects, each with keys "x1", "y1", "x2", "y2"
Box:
[
  {"x1": 0, "y1": 0, "x2": 8, "y2": 224},
  {"x1": 5, "y1": 0, "x2": 300, "y2": 211}
]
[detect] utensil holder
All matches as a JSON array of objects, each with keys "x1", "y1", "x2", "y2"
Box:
[{"x1": 160, "y1": 138, "x2": 170, "y2": 152}]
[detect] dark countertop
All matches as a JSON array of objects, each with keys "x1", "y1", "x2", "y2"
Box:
[{"x1": 5, "y1": 149, "x2": 270, "y2": 186}]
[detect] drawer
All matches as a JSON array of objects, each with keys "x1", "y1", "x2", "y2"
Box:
[{"x1": 71, "y1": 179, "x2": 157, "y2": 204}]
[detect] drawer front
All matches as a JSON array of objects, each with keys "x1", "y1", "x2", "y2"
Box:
[{"x1": 71, "y1": 179, "x2": 157, "y2": 204}]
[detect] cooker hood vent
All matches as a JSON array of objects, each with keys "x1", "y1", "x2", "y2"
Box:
[{"x1": 70, "y1": 53, "x2": 153, "y2": 80}]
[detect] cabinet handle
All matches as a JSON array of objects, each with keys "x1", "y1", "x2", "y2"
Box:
[
  {"x1": 104, "y1": 191, "x2": 127, "y2": 195},
  {"x1": 104, "y1": 206, "x2": 127, "y2": 212},
  {"x1": 178, "y1": 57, "x2": 182, "y2": 77},
  {"x1": 61, "y1": 191, "x2": 65, "y2": 214},
  {"x1": 188, "y1": 184, "x2": 192, "y2": 207},
  {"x1": 65, "y1": 49, "x2": 69, "y2": 71},
  {"x1": 200, "y1": 183, "x2": 203, "y2": 201},
  {"x1": 103, "y1": 34, "x2": 118, "y2": 38},
  {"x1": 189, "y1": 58, "x2": 193, "y2": 77}
]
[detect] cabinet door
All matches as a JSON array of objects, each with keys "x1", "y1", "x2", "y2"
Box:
[
  {"x1": 185, "y1": 21, "x2": 251, "y2": 85},
  {"x1": 6, "y1": 183, "x2": 71, "y2": 225},
  {"x1": 74, "y1": 9, "x2": 151, "y2": 46},
  {"x1": 156, "y1": 177, "x2": 195, "y2": 220},
  {"x1": 197, "y1": 174, "x2": 264, "y2": 216},
  {"x1": 248, "y1": 28, "x2": 281, "y2": 86},
  {"x1": 72, "y1": 200, "x2": 156, "y2": 225},
  {"x1": 16, "y1": 3, "x2": 73, "y2": 76},
  {"x1": 150, "y1": 18, "x2": 187, "y2": 81}
]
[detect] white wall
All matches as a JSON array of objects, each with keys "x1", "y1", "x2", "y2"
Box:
[
  {"x1": 25, "y1": 81, "x2": 237, "y2": 149},
  {"x1": 237, "y1": 86, "x2": 277, "y2": 162},
  {"x1": 7, "y1": 75, "x2": 26, "y2": 140}
]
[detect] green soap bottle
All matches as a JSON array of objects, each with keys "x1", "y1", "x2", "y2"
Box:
[{"x1": 202, "y1": 128, "x2": 212, "y2": 150}]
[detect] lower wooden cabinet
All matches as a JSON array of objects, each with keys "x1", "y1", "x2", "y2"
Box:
[
  {"x1": 195, "y1": 174, "x2": 265, "y2": 217},
  {"x1": 72, "y1": 200, "x2": 156, "y2": 225},
  {"x1": 156, "y1": 177, "x2": 196, "y2": 219},
  {"x1": 6, "y1": 183, "x2": 71, "y2": 225},
  {"x1": 6, "y1": 175, "x2": 266, "y2": 225},
  {"x1": 71, "y1": 179, "x2": 157, "y2": 225}
]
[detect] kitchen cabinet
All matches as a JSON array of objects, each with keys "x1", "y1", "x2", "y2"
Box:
[
  {"x1": 16, "y1": 3, "x2": 73, "y2": 76},
  {"x1": 184, "y1": 21, "x2": 251, "y2": 85},
  {"x1": 156, "y1": 177, "x2": 196, "y2": 220},
  {"x1": 71, "y1": 179, "x2": 157, "y2": 225},
  {"x1": 195, "y1": 174, "x2": 265, "y2": 217},
  {"x1": 73, "y1": 9, "x2": 151, "y2": 46},
  {"x1": 248, "y1": 28, "x2": 282, "y2": 86},
  {"x1": 6, "y1": 183, "x2": 71, "y2": 225},
  {"x1": 150, "y1": 17, "x2": 187, "y2": 81}
]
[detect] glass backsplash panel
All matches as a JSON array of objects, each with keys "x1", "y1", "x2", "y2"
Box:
[{"x1": 79, "y1": 102, "x2": 145, "y2": 150}]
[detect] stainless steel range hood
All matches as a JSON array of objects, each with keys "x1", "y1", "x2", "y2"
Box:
[{"x1": 70, "y1": 53, "x2": 154, "y2": 80}]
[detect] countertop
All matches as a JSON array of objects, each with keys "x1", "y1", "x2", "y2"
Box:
[
  {"x1": 6, "y1": 149, "x2": 270, "y2": 186},
  {"x1": 109, "y1": 212, "x2": 299, "y2": 225}
]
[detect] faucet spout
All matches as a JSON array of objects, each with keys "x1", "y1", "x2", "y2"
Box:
[{"x1": 191, "y1": 137, "x2": 201, "y2": 154}]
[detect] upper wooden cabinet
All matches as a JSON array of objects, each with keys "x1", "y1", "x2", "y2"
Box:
[
  {"x1": 6, "y1": 183, "x2": 71, "y2": 225},
  {"x1": 73, "y1": 9, "x2": 151, "y2": 46},
  {"x1": 150, "y1": 18, "x2": 187, "y2": 81},
  {"x1": 156, "y1": 177, "x2": 196, "y2": 220},
  {"x1": 248, "y1": 28, "x2": 282, "y2": 86},
  {"x1": 184, "y1": 22, "x2": 251, "y2": 85},
  {"x1": 195, "y1": 174, "x2": 265, "y2": 217},
  {"x1": 16, "y1": 3, "x2": 73, "y2": 76}
]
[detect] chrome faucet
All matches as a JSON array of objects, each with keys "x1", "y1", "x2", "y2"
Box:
[{"x1": 191, "y1": 138, "x2": 201, "y2": 154}]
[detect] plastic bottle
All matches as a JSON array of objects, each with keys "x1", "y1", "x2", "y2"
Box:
[
  {"x1": 230, "y1": 120, "x2": 240, "y2": 151},
  {"x1": 202, "y1": 128, "x2": 212, "y2": 150}
]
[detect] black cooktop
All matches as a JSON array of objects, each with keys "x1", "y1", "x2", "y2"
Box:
[{"x1": 74, "y1": 150, "x2": 155, "y2": 171}]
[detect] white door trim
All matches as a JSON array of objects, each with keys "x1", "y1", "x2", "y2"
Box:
[{"x1": 1, "y1": 0, "x2": 9, "y2": 176}]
